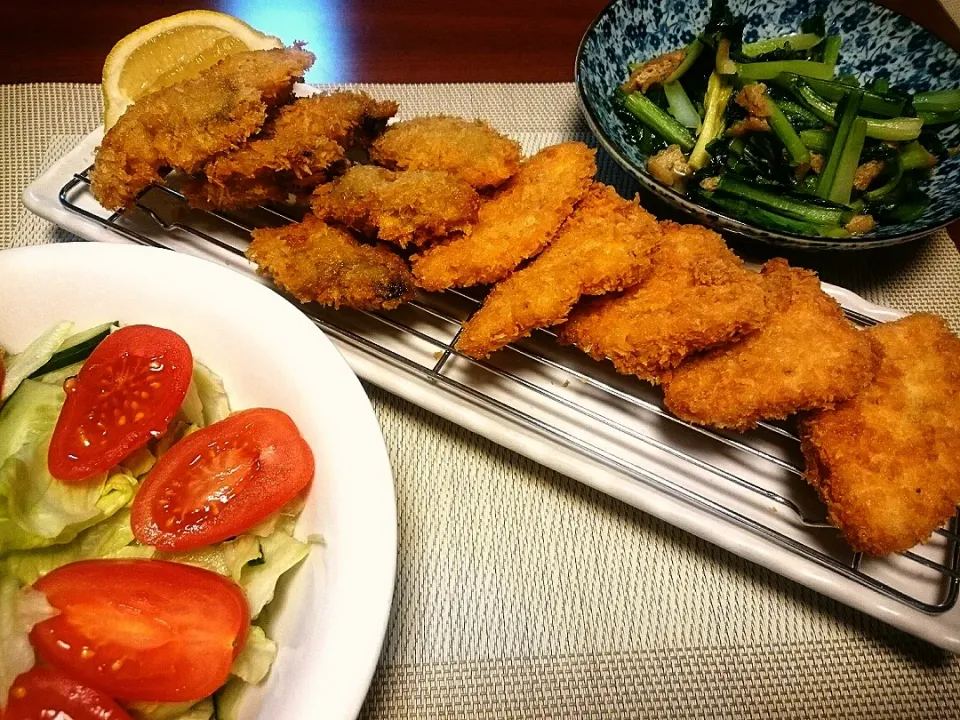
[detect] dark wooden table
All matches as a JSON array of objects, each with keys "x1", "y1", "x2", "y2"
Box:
[{"x1": 6, "y1": 0, "x2": 960, "y2": 247}]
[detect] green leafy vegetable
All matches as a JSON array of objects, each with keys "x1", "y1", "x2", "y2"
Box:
[
  {"x1": 0, "y1": 380, "x2": 138, "y2": 553},
  {"x1": 230, "y1": 625, "x2": 277, "y2": 684},
  {"x1": 0, "y1": 509, "x2": 152, "y2": 585},
  {"x1": 623, "y1": 92, "x2": 696, "y2": 150},
  {"x1": 0, "y1": 576, "x2": 59, "y2": 708},
  {"x1": 1, "y1": 322, "x2": 74, "y2": 403}
]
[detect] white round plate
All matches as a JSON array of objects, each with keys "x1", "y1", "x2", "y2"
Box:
[{"x1": 0, "y1": 243, "x2": 396, "y2": 720}]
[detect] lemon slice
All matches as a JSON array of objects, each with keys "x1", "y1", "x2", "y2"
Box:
[{"x1": 102, "y1": 10, "x2": 283, "y2": 129}]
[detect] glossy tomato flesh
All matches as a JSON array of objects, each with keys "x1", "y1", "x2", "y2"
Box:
[
  {"x1": 131, "y1": 408, "x2": 314, "y2": 551},
  {"x1": 48, "y1": 325, "x2": 192, "y2": 482},
  {"x1": 3, "y1": 665, "x2": 131, "y2": 720},
  {"x1": 30, "y1": 559, "x2": 249, "y2": 702}
]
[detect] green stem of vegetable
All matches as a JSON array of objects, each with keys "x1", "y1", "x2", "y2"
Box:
[
  {"x1": 737, "y1": 60, "x2": 835, "y2": 82},
  {"x1": 863, "y1": 152, "x2": 903, "y2": 202},
  {"x1": 716, "y1": 175, "x2": 854, "y2": 224},
  {"x1": 800, "y1": 128, "x2": 834, "y2": 152},
  {"x1": 817, "y1": 89, "x2": 862, "y2": 202},
  {"x1": 870, "y1": 77, "x2": 890, "y2": 94},
  {"x1": 741, "y1": 32, "x2": 823, "y2": 58},
  {"x1": 917, "y1": 109, "x2": 960, "y2": 125},
  {"x1": 766, "y1": 97, "x2": 810, "y2": 166},
  {"x1": 900, "y1": 141, "x2": 937, "y2": 171},
  {"x1": 663, "y1": 81, "x2": 703, "y2": 130},
  {"x1": 715, "y1": 38, "x2": 737, "y2": 76},
  {"x1": 781, "y1": 76, "x2": 836, "y2": 122},
  {"x1": 688, "y1": 72, "x2": 733, "y2": 170},
  {"x1": 913, "y1": 89, "x2": 960, "y2": 113},
  {"x1": 777, "y1": 99, "x2": 822, "y2": 129},
  {"x1": 665, "y1": 38, "x2": 705, "y2": 84},
  {"x1": 705, "y1": 191, "x2": 846, "y2": 236},
  {"x1": 623, "y1": 92, "x2": 696, "y2": 151},
  {"x1": 821, "y1": 35, "x2": 841, "y2": 65},
  {"x1": 804, "y1": 77, "x2": 905, "y2": 117},
  {"x1": 862, "y1": 116, "x2": 924, "y2": 141},
  {"x1": 826, "y1": 117, "x2": 867, "y2": 205},
  {"x1": 784, "y1": 77, "x2": 924, "y2": 140}
]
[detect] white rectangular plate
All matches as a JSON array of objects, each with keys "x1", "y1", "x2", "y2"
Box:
[{"x1": 23, "y1": 128, "x2": 960, "y2": 653}]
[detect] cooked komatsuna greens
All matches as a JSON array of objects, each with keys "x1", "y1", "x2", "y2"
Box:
[{"x1": 613, "y1": 0, "x2": 958, "y2": 237}]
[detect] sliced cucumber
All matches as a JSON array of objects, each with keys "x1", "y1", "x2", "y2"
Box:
[{"x1": 28, "y1": 322, "x2": 117, "y2": 380}]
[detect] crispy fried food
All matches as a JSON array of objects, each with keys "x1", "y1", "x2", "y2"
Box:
[
  {"x1": 91, "y1": 47, "x2": 315, "y2": 210},
  {"x1": 410, "y1": 142, "x2": 597, "y2": 291},
  {"x1": 798, "y1": 314, "x2": 960, "y2": 555},
  {"x1": 311, "y1": 165, "x2": 479, "y2": 247},
  {"x1": 558, "y1": 222, "x2": 767, "y2": 381},
  {"x1": 370, "y1": 115, "x2": 521, "y2": 189},
  {"x1": 246, "y1": 213, "x2": 416, "y2": 310},
  {"x1": 661, "y1": 258, "x2": 878, "y2": 430},
  {"x1": 621, "y1": 49, "x2": 686, "y2": 93},
  {"x1": 186, "y1": 91, "x2": 398, "y2": 209},
  {"x1": 456, "y1": 185, "x2": 660, "y2": 359}
]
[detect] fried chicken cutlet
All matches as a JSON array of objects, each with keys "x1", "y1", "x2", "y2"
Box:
[
  {"x1": 558, "y1": 222, "x2": 767, "y2": 381},
  {"x1": 456, "y1": 184, "x2": 661, "y2": 359},
  {"x1": 410, "y1": 142, "x2": 597, "y2": 291},
  {"x1": 312, "y1": 165, "x2": 479, "y2": 247},
  {"x1": 661, "y1": 259, "x2": 878, "y2": 430},
  {"x1": 91, "y1": 47, "x2": 315, "y2": 210},
  {"x1": 186, "y1": 91, "x2": 398, "y2": 209},
  {"x1": 246, "y1": 214, "x2": 416, "y2": 310},
  {"x1": 370, "y1": 115, "x2": 521, "y2": 189},
  {"x1": 799, "y1": 314, "x2": 960, "y2": 555}
]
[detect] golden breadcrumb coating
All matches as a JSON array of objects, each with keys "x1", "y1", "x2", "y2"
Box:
[
  {"x1": 91, "y1": 47, "x2": 315, "y2": 210},
  {"x1": 186, "y1": 91, "x2": 397, "y2": 209},
  {"x1": 312, "y1": 165, "x2": 479, "y2": 247},
  {"x1": 456, "y1": 184, "x2": 661, "y2": 359},
  {"x1": 661, "y1": 258, "x2": 878, "y2": 430},
  {"x1": 246, "y1": 214, "x2": 416, "y2": 310},
  {"x1": 799, "y1": 314, "x2": 960, "y2": 556},
  {"x1": 558, "y1": 222, "x2": 767, "y2": 381},
  {"x1": 370, "y1": 115, "x2": 521, "y2": 189},
  {"x1": 410, "y1": 142, "x2": 597, "y2": 291}
]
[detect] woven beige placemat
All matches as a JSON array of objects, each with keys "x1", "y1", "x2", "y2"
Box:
[{"x1": 3, "y1": 75, "x2": 960, "y2": 718}]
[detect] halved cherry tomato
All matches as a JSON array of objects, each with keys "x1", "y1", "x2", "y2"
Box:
[
  {"x1": 30, "y1": 560, "x2": 249, "y2": 703},
  {"x1": 48, "y1": 325, "x2": 192, "y2": 482},
  {"x1": 131, "y1": 408, "x2": 314, "y2": 551},
  {"x1": 3, "y1": 666, "x2": 131, "y2": 720}
]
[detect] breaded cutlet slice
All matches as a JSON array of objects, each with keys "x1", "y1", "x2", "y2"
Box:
[
  {"x1": 410, "y1": 142, "x2": 597, "y2": 291},
  {"x1": 799, "y1": 313, "x2": 960, "y2": 555},
  {"x1": 312, "y1": 165, "x2": 479, "y2": 248},
  {"x1": 246, "y1": 213, "x2": 416, "y2": 310},
  {"x1": 455, "y1": 184, "x2": 661, "y2": 359},
  {"x1": 186, "y1": 91, "x2": 398, "y2": 209},
  {"x1": 661, "y1": 258, "x2": 879, "y2": 430},
  {"x1": 370, "y1": 115, "x2": 521, "y2": 189},
  {"x1": 91, "y1": 47, "x2": 315, "y2": 210},
  {"x1": 558, "y1": 222, "x2": 767, "y2": 382}
]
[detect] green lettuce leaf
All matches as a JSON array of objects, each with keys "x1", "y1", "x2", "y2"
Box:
[
  {"x1": 0, "y1": 509, "x2": 154, "y2": 585},
  {"x1": 230, "y1": 625, "x2": 277, "y2": 684},
  {"x1": 127, "y1": 698, "x2": 214, "y2": 720},
  {"x1": 161, "y1": 534, "x2": 261, "y2": 583},
  {"x1": 1, "y1": 321, "x2": 74, "y2": 403},
  {"x1": 241, "y1": 530, "x2": 310, "y2": 619},
  {"x1": 179, "y1": 362, "x2": 231, "y2": 429},
  {"x1": 0, "y1": 576, "x2": 58, "y2": 708}
]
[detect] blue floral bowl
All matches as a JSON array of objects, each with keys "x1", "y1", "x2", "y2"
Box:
[{"x1": 576, "y1": 0, "x2": 960, "y2": 250}]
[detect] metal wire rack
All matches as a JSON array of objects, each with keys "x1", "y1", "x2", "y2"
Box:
[{"x1": 58, "y1": 166, "x2": 960, "y2": 615}]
